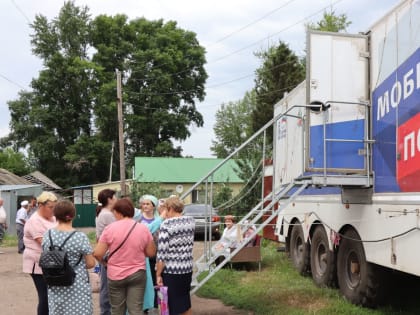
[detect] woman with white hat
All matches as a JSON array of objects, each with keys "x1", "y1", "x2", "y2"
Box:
[{"x1": 16, "y1": 200, "x2": 29, "y2": 253}]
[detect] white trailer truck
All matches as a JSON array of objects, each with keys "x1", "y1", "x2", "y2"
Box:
[
  {"x1": 189, "y1": 0, "x2": 420, "y2": 307},
  {"x1": 272, "y1": 0, "x2": 420, "y2": 307}
]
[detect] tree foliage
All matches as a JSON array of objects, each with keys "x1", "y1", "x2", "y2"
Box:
[
  {"x1": 129, "y1": 181, "x2": 163, "y2": 207},
  {"x1": 5, "y1": 1, "x2": 207, "y2": 187},
  {"x1": 251, "y1": 41, "x2": 305, "y2": 145},
  {"x1": 8, "y1": 2, "x2": 101, "y2": 187},
  {"x1": 89, "y1": 15, "x2": 207, "y2": 165},
  {"x1": 250, "y1": 10, "x2": 351, "y2": 145},
  {"x1": 212, "y1": 184, "x2": 233, "y2": 209},
  {"x1": 211, "y1": 90, "x2": 256, "y2": 158},
  {"x1": 307, "y1": 10, "x2": 351, "y2": 32},
  {"x1": 0, "y1": 148, "x2": 33, "y2": 176},
  {"x1": 210, "y1": 89, "x2": 266, "y2": 214}
]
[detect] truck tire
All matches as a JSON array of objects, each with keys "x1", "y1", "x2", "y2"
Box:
[
  {"x1": 290, "y1": 223, "x2": 310, "y2": 276},
  {"x1": 310, "y1": 226, "x2": 337, "y2": 287},
  {"x1": 337, "y1": 229, "x2": 384, "y2": 307}
]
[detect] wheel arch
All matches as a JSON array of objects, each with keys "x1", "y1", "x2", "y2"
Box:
[
  {"x1": 308, "y1": 219, "x2": 337, "y2": 259},
  {"x1": 338, "y1": 224, "x2": 361, "y2": 245},
  {"x1": 308, "y1": 219, "x2": 322, "y2": 240},
  {"x1": 285, "y1": 216, "x2": 302, "y2": 252}
]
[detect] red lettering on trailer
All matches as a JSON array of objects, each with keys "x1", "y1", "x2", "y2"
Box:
[{"x1": 397, "y1": 113, "x2": 420, "y2": 191}]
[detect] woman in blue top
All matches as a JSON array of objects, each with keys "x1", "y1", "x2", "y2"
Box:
[{"x1": 133, "y1": 195, "x2": 166, "y2": 313}]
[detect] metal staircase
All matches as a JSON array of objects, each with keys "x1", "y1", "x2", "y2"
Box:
[{"x1": 190, "y1": 178, "x2": 311, "y2": 294}]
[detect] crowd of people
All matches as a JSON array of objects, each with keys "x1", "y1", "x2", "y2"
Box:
[
  {"x1": 16, "y1": 189, "x2": 195, "y2": 315},
  {"x1": 1, "y1": 188, "x2": 257, "y2": 315}
]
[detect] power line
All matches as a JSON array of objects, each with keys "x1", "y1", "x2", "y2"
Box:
[
  {"x1": 10, "y1": 0, "x2": 31, "y2": 23},
  {"x1": 127, "y1": 0, "x2": 338, "y2": 88},
  {"x1": 124, "y1": 83, "x2": 298, "y2": 110},
  {"x1": 209, "y1": 0, "x2": 343, "y2": 64},
  {"x1": 208, "y1": 0, "x2": 299, "y2": 47},
  {"x1": 128, "y1": 0, "x2": 301, "y2": 79},
  {"x1": 125, "y1": 61, "x2": 297, "y2": 104},
  {"x1": 0, "y1": 73, "x2": 26, "y2": 90}
]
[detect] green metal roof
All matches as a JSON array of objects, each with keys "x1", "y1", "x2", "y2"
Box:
[{"x1": 134, "y1": 157, "x2": 243, "y2": 183}]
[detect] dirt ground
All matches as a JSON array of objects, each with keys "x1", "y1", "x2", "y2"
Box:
[{"x1": 0, "y1": 242, "x2": 252, "y2": 315}]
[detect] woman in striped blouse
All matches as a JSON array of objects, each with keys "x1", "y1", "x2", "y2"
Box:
[{"x1": 156, "y1": 197, "x2": 195, "y2": 315}]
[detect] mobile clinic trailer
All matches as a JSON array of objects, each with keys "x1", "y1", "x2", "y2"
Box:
[
  {"x1": 189, "y1": 0, "x2": 420, "y2": 307},
  {"x1": 273, "y1": 0, "x2": 420, "y2": 307}
]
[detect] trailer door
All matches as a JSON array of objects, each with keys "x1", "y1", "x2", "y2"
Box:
[{"x1": 306, "y1": 31, "x2": 369, "y2": 174}]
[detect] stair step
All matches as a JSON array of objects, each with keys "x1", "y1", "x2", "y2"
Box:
[
  {"x1": 196, "y1": 262, "x2": 210, "y2": 272},
  {"x1": 191, "y1": 278, "x2": 198, "y2": 287}
]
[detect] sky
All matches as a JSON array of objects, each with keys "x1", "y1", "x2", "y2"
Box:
[{"x1": 0, "y1": 0, "x2": 400, "y2": 157}]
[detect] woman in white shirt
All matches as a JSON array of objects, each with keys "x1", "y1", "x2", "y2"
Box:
[{"x1": 213, "y1": 215, "x2": 241, "y2": 255}]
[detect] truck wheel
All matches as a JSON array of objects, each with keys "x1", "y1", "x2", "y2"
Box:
[
  {"x1": 337, "y1": 229, "x2": 383, "y2": 307},
  {"x1": 310, "y1": 226, "x2": 337, "y2": 287},
  {"x1": 290, "y1": 223, "x2": 310, "y2": 275}
]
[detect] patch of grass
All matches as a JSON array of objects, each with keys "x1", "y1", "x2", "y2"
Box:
[
  {"x1": 197, "y1": 240, "x2": 420, "y2": 315},
  {"x1": 0, "y1": 230, "x2": 97, "y2": 247},
  {"x1": 87, "y1": 231, "x2": 96, "y2": 243},
  {"x1": 0, "y1": 233, "x2": 18, "y2": 247}
]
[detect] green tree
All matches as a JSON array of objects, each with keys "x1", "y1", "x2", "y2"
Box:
[
  {"x1": 211, "y1": 90, "x2": 265, "y2": 214},
  {"x1": 307, "y1": 10, "x2": 351, "y2": 32},
  {"x1": 7, "y1": 2, "x2": 103, "y2": 187},
  {"x1": 250, "y1": 10, "x2": 350, "y2": 145},
  {"x1": 252, "y1": 41, "x2": 305, "y2": 145},
  {"x1": 91, "y1": 16, "x2": 207, "y2": 163},
  {"x1": 0, "y1": 147, "x2": 33, "y2": 175},
  {"x1": 211, "y1": 90, "x2": 256, "y2": 158},
  {"x1": 212, "y1": 184, "x2": 233, "y2": 209},
  {"x1": 129, "y1": 181, "x2": 163, "y2": 207},
  {"x1": 6, "y1": 1, "x2": 207, "y2": 187},
  {"x1": 63, "y1": 135, "x2": 112, "y2": 185}
]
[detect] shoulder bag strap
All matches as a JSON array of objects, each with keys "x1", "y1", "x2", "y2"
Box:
[
  {"x1": 107, "y1": 221, "x2": 137, "y2": 261},
  {"x1": 58, "y1": 230, "x2": 78, "y2": 250},
  {"x1": 48, "y1": 229, "x2": 54, "y2": 250},
  {"x1": 58, "y1": 230, "x2": 84, "y2": 267},
  {"x1": 74, "y1": 254, "x2": 83, "y2": 266}
]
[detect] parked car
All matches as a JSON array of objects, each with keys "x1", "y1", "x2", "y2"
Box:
[{"x1": 183, "y1": 203, "x2": 221, "y2": 240}]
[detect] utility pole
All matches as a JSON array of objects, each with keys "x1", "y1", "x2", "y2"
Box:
[
  {"x1": 108, "y1": 141, "x2": 114, "y2": 182},
  {"x1": 116, "y1": 69, "x2": 126, "y2": 196}
]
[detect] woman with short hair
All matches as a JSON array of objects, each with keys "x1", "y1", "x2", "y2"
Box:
[
  {"x1": 213, "y1": 214, "x2": 242, "y2": 253},
  {"x1": 42, "y1": 200, "x2": 96, "y2": 315},
  {"x1": 23, "y1": 191, "x2": 58, "y2": 315},
  {"x1": 94, "y1": 198, "x2": 156, "y2": 315}
]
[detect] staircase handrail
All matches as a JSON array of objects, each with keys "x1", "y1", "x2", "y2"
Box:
[{"x1": 180, "y1": 104, "x2": 321, "y2": 201}]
